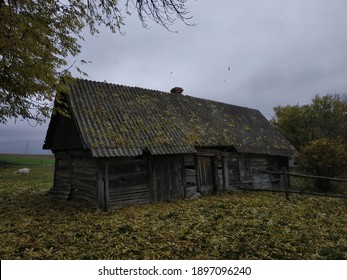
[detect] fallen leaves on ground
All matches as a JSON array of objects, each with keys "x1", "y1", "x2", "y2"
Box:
[{"x1": 0, "y1": 165, "x2": 346, "y2": 259}]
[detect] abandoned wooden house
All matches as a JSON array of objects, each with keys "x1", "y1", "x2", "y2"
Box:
[{"x1": 43, "y1": 78, "x2": 295, "y2": 210}]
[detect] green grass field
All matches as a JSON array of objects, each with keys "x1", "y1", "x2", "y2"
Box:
[
  {"x1": 0, "y1": 154, "x2": 54, "y2": 167},
  {"x1": 0, "y1": 154, "x2": 346, "y2": 259}
]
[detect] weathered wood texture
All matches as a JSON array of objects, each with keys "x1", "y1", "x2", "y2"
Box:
[
  {"x1": 49, "y1": 114, "x2": 84, "y2": 150},
  {"x1": 226, "y1": 153, "x2": 241, "y2": 189},
  {"x1": 150, "y1": 155, "x2": 185, "y2": 202},
  {"x1": 266, "y1": 156, "x2": 281, "y2": 187},
  {"x1": 197, "y1": 156, "x2": 215, "y2": 195},
  {"x1": 97, "y1": 160, "x2": 106, "y2": 210},
  {"x1": 250, "y1": 157, "x2": 271, "y2": 189},
  {"x1": 69, "y1": 156, "x2": 97, "y2": 206},
  {"x1": 242, "y1": 168, "x2": 347, "y2": 200},
  {"x1": 49, "y1": 149, "x2": 290, "y2": 209},
  {"x1": 222, "y1": 155, "x2": 229, "y2": 191},
  {"x1": 49, "y1": 151, "x2": 98, "y2": 206},
  {"x1": 215, "y1": 156, "x2": 224, "y2": 192},
  {"x1": 108, "y1": 157, "x2": 150, "y2": 209},
  {"x1": 225, "y1": 153, "x2": 287, "y2": 190},
  {"x1": 49, "y1": 152, "x2": 71, "y2": 199},
  {"x1": 195, "y1": 149, "x2": 226, "y2": 194},
  {"x1": 184, "y1": 155, "x2": 198, "y2": 197}
]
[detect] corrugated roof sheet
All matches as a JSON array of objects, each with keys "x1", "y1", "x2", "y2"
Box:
[{"x1": 45, "y1": 79, "x2": 295, "y2": 157}]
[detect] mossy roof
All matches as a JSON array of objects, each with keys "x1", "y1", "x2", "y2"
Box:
[{"x1": 45, "y1": 79, "x2": 295, "y2": 157}]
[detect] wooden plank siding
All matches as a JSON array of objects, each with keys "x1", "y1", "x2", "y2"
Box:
[
  {"x1": 107, "y1": 157, "x2": 150, "y2": 209},
  {"x1": 68, "y1": 154, "x2": 98, "y2": 206},
  {"x1": 49, "y1": 151, "x2": 98, "y2": 206},
  {"x1": 49, "y1": 152, "x2": 71, "y2": 199},
  {"x1": 49, "y1": 149, "x2": 290, "y2": 209},
  {"x1": 196, "y1": 156, "x2": 215, "y2": 195},
  {"x1": 184, "y1": 154, "x2": 198, "y2": 197},
  {"x1": 225, "y1": 153, "x2": 285, "y2": 190},
  {"x1": 250, "y1": 157, "x2": 271, "y2": 189},
  {"x1": 222, "y1": 154, "x2": 229, "y2": 192},
  {"x1": 226, "y1": 154, "x2": 241, "y2": 190},
  {"x1": 97, "y1": 159, "x2": 106, "y2": 210},
  {"x1": 49, "y1": 114, "x2": 84, "y2": 151},
  {"x1": 150, "y1": 155, "x2": 185, "y2": 202}
]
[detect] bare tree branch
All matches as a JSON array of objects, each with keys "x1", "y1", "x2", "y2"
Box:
[{"x1": 126, "y1": 0, "x2": 194, "y2": 31}]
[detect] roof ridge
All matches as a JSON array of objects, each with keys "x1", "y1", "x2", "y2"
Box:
[
  {"x1": 75, "y1": 77, "x2": 169, "y2": 95},
  {"x1": 73, "y1": 78, "x2": 258, "y2": 113}
]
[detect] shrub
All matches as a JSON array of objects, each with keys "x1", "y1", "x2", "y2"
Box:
[{"x1": 297, "y1": 138, "x2": 347, "y2": 192}]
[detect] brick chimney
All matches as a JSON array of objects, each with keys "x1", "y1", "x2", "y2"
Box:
[{"x1": 170, "y1": 87, "x2": 184, "y2": 94}]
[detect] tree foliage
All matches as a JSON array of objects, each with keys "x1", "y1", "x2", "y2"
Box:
[
  {"x1": 297, "y1": 138, "x2": 347, "y2": 192},
  {"x1": 272, "y1": 94, "x2": 347, "y2": 151},
  {"x1": 0, "y1": 0, "x2": 192, "y2": 124},
  {"x1": 271, "y1": 104, "x2": 314, "y2": 151},
  {"x1": 309, "y1": 94, "x2": 347, "y2": 141},
  {"x1": 272, "y1": 94, "x2": 347, "y2": 190}
]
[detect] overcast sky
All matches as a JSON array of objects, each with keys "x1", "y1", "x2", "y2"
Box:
[{"x1": 1, "y1": 0, "x2": 347, "y2": 154}]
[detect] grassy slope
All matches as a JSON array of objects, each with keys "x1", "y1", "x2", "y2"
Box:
[{"x1": 0, "y1": 156, "x2": 346, "y2": 260}]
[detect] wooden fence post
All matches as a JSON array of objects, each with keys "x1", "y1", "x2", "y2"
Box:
[{"x1": 282, "y1": 167, "x2": 289, "y2": 200}]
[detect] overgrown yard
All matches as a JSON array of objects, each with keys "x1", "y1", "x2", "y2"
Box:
[{"x1": 0, "y1": 155, "x2": 346, "y2": 259}]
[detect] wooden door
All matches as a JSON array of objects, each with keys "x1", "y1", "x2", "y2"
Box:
[
  {"x1": 197, "y1": 156, "x2": 215, "y2": 195},
  {"x1": 151, "y1": 155, "x2": 185, "y2": 202}
]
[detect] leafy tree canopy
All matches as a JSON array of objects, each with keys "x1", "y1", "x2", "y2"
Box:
[
  {"x1": 272, "y1": 94, "x2": 347, "y2": 151},
  {"x1": 272, "y1": 94, "x2": 347, "y2": 189},
  {"x1": 0, "y1": 0, "x2": 192, "y2": 124}
]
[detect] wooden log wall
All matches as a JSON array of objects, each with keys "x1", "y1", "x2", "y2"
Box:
[
  {"x1": 50, "y1": 150, "x2": 98, "y2": 207},
  {"x1": 50, "y1": 150, "x2": 289, "y2": 209},
  {"x1": 107, "y1": 157, "x2": 150, "y2": 209},
  {"x1": 49, "y1": 151, "x2": 71, "y2": 199},
  {"x1": 69, "y1": 155, "x2": 98, "y2": 206}
]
